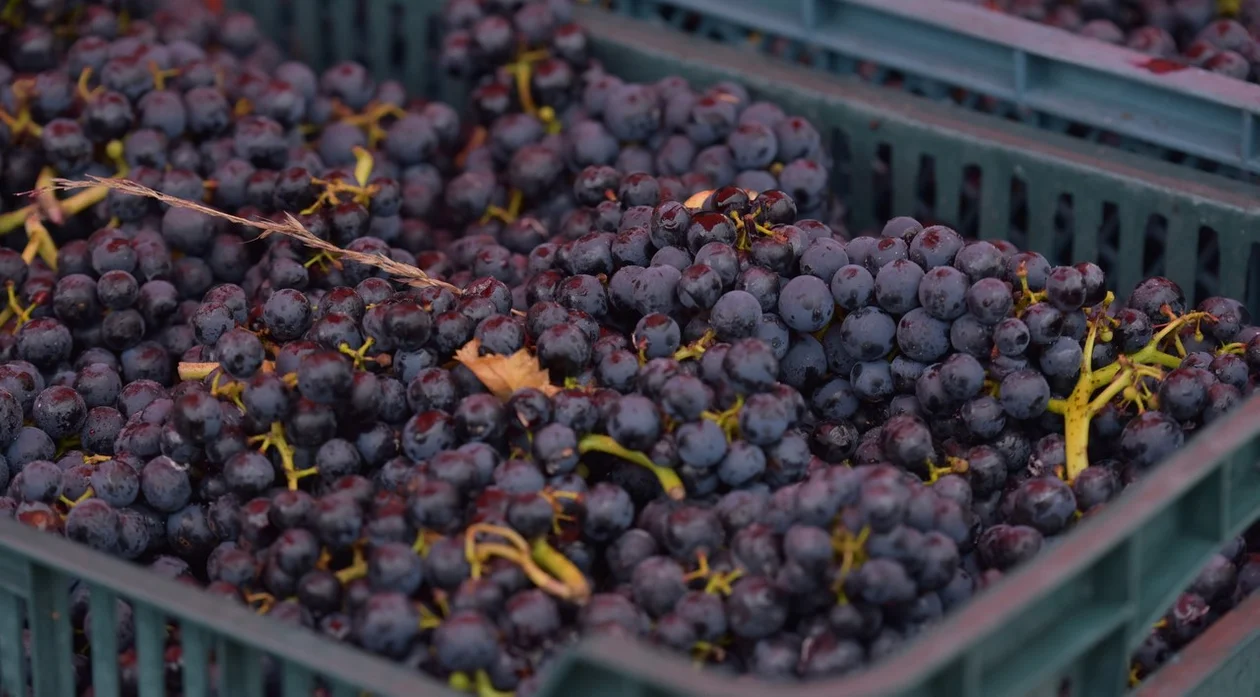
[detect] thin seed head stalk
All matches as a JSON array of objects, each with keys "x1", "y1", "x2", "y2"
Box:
[
  {"x1": 0, "y1": 141, "x2": 125, "y2": 236},
  {"x1": 33, "y1": 167, "x2": 64, "y2": 225},
  {"x1": 48, "y1": 175, "x2": 463, "y2": 294}
]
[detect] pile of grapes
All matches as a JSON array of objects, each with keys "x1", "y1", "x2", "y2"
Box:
[
  {"x1": 951, "y1": 0, "x2": 1260, "y2": 82},
  {"x1": 0, "y1": 0, "x2": 1255, "y2": 694}
]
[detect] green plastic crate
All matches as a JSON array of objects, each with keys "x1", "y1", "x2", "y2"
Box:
[
  {"x1": 1133, "y1": 589, "x2": 1260, "y2": 697},
  {"x1": 588, "y1": 0, "x2": 1260, "y2": 183},
  {"x1": 3, "y1": 2, "x2": 1260, "y2": 697},
  {"x1": 0, "y1": 522, "x2": 447, "y2": 697},
  {"x1": 242, "y1": 0, "x2": 1260, "y2": 310},
  {"x1": 572, "y1": 7, "x2": 1260, "y2": 312}
]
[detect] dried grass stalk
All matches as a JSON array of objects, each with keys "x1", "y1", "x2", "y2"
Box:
[{"x1": 49, "y1": 175, "x2": 463, "y2": 295}]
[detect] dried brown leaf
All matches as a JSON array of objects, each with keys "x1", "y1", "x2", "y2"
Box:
[{"x1": 454, "y1": 339, "x2": 559, "y2": 400}]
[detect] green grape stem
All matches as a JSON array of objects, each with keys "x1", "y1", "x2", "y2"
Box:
[
  {"x1": 531, "y1": 537, "x2": 591, "y2": 604},
  {"x1": 249, "y1": 422, "x2": 318, "y2": 490},
  {"x1": 578, "y1": 434, "x2": 685, "y2": 500},
  {"x1": 465, "y1": 524, "x2": 589, "y2": 604},
  {"x1": 1059, "y1": 299, "x2": 1208, "y2": 482},
  {"x1": 475, "y1": 542, "x2": 577, "y2": 601}
]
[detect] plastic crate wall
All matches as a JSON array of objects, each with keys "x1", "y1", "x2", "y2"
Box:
[
  {"x1": 0, "y1": 520, "x2": 450, "y2": 697},
  {"x1": 233, "y1": 0, "x2": 1260, "y2": 182},
  {"x1": 591, "y1": 0, "x2": 1260, "y2": 183},
  {"x1": 590, "y1": 5, "x2": 1260, "y2": 313}
]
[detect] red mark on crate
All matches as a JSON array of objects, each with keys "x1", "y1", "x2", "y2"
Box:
[{"x1": 1137, "y1": 58, "x2": 1188, "y2": 74}]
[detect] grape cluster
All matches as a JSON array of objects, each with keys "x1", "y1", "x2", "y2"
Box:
[
  {"x1": 953, "y1": 0, "x2": 1260, "y2": 82},
  {"x1": 0, "y1": 0, "x2": 1252, "y2": 694}
]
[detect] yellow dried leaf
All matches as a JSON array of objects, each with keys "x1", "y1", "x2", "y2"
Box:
[{"x1": 454, "y1": 339, "x2": 560, "y2": 400}]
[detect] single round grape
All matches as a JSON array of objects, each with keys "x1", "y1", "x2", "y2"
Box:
[
  {"x1": 777, "y1": 275, "x2": 834, "y2": 333},
  {"x1": 999, "y1": 370, "x2": 1051, "y2": 420},
  {"x1": 839, "y1": 307, "x2": 896, "y2": 361}
]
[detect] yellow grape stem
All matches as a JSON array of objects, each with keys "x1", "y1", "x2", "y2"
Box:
[
  {"x1": 178, "y1": 361, "x2": 220, "y2": 381},
  {"x1": 338, "y1": 337, "x2": 376, "y2": 369},
  {"x1": 417, "y1": 602, "x2": 443, "y2": 630},
  {"x1": 1088, "y1": 369, "x2": 1137, "y2": 414},
  {"x1": 466, "y1": 522, "x2": 531, "y2": 552},
  {"x1": 476, "y1": 542, "x2": 574, "y2": 600},
  {"x1": 334, "y1": 547, "x2": 368, "y2": 585},
  {"x1": 59, "y1": 486, "x2": 94, "y2": 508},
  {"x1": 464, "y1": 522, "x2": 533, "y2": 581},
  {"x1": 20, "y1": 217, "x2": 44, "y2": 265},
  {"x1": 1061, "y1": 303, "x2": 1205, "y2": 481},
  {"x1": 475, "y1": 669, "x2": 514, "y2": 697},
  {"x1": 0, "y1": 207, "x2": 33, "y2": 235},
  {"x1": 413, "y1": 529, "x2": 436, "y2": 557},
  {"x1": 352, "y1": 146, "x2": 374, "y2": 188},
  {"x1": 1063, "y1": 368, "x2": 1138, "y2": 482},
  {"x1": 1216, "y1": 342, "x2": 1245, "y2": 356},
  {"x1": 531, "y1": 537, "x2": 591, "y2": 604},
  {"x1": 1087, "y1": 312, "x2": 1208, "y2": 392},
  {"x1": 59, "y1": 184, "x2": 110, "y2": 215},
  {"x1": 249, "y1": 422, "x2": 318, "y2": 490},
  {"x1": 23, "y1": 216, "x2": 58, "y2": 270},
  {"x1": 538, "y1": 106, "x2": 562, "y2": 135},
  {"x1": 703, "y1": 568, "x2": 743, "y2": 596},
  {"x1": 674, "y1": 329, "x2": 717, "y2": 361},
  {"x1": 448, "y1": 672, "x2": 472, "y2": 692},
  {"x1": 243, "y1": 592, "x2": 276, "y2": 615},
  {"x1": 4, "y1": 283, "x2": 35, "y2": 332},
  {"x1": 1061, "y1": 300, "x2": 1109, "y2": 482},
  {"x1": 578, "y1": 434, "x2": 685, "y2": 500}
]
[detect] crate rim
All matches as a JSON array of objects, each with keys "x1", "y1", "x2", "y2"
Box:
[
  {"x1": 692, "y1": 0, "x2": 1260, "y2": 114},
  {"x1": 575, "y1": 6, "x2": 1260, "y2": 215},
  {"x1": 606, "y1": 0, "x2": 1260, "y2": 175},
  {"x1": 1134, "y1": 590, "x2": 1260, "y2": 696},
  {"x1": 0, "y1": 517, "x2": 459, "y2": 697}
]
